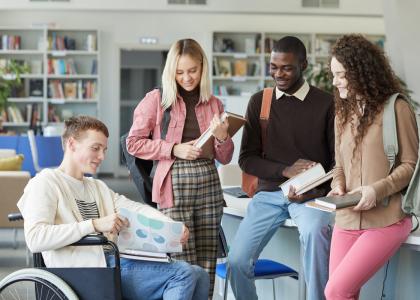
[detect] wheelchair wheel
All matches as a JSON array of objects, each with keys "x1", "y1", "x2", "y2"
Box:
[{"x1": 0, "y1": 268, "x2": 78, "y2": 300}]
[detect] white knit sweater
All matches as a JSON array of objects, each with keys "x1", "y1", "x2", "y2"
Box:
[{"x1": 17, "y1": 168, "x2": 172, "y2": 267}]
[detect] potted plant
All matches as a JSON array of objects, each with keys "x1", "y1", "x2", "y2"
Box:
[
  {"x1": 304, "y1": 62, "x2": 333, "y2": 94},
  {"x1": 0, "y1": 60, "x2": 29, "y2": 123}
]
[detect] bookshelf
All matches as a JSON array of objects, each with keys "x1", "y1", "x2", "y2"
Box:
[
  {"x1": 0, "y1": 27, "x2": 99, "y2": 130},
  {"x1": 212, "y1": 31, "x2": 385, "y2": 108}
]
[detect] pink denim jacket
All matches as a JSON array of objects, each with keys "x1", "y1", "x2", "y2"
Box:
[{"x1": 126, "y1": 89, "x2": 234, "y2": 208}]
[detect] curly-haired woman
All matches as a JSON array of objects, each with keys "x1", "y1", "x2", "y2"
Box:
[{"x1": 324, "y1": 34, "x2": 419, "y2": 299}]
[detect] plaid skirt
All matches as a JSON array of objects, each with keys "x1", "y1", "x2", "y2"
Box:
[{"x1": 159, "y1": 158, "x2": 224, "y2": 297}]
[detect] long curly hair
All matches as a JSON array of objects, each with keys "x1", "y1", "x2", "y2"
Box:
[{"x1": 330, "y1": 34, "x2": 403, "y2": 153}]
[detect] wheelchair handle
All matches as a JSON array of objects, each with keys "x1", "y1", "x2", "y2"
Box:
[
  {"x1": 8, "y1": 212, "x2": 23, "y2": 222},
  {"x1": 71, "y1": 234, "x2": 109, "y2": 246}
]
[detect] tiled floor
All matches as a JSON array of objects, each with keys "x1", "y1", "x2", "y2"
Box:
[{"x1": 0, "y1": 176, "x2": 225, "y2": 299}]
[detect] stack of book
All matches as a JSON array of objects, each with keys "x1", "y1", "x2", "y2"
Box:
[{"x1": 305, "y1": 193, "x2": 362, "y2": 212}]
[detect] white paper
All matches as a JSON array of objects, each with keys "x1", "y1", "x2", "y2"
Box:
[{"x1": 118, "y1": 208, "x2": 183, "y2": 253}]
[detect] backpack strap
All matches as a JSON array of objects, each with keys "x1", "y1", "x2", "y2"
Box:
[
  {"x1": 156, "y1": 87, "x2": 171, "y2": 140},
  {"x1": 383, "y1": 93, "x2": 402, "y2": 172},
  {"x1": 260, "y1": 88, "x2": 274, "y2": 154}
]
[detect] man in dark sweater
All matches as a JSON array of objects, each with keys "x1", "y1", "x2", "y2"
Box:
[{"x1": 228, "y1": 36, "x2": 334, "y2": 300}]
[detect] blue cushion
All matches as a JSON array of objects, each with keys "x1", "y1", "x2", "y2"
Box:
[{"x1": 216, "y1": 259, "x2": 297, "y2": 279}]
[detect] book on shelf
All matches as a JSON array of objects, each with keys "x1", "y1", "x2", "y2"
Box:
[
  {"x1": 25, "y1": 104, "x2": 32, "y2": 123},
  {"x1": 280, "y1": 163, "x2": 333, "y2": 196},
  {"x1": 91, "y1": 59, "x2": 98, "y2": 75},
  {"x1": 29, "y1": 79, "x2": 43, "y2": 97},
  {"x1": 86, "y1": 34, "x2": 97, "y2": 51},
  {"x1": 30, "y1": 60, "x2": 43, "y2": 74},
  {"x1": 245, "y1": 37, "x2": 256, "y2": 54},
  {"x1": 6, "y1": 106, "x2": 24, "y2": 123},
  {"x1": 218, "y1": 59, "x2": 232, "y2": 77},
  {"x1": 194, "y1": 111, "x2": 246, "y2": 159},
  {"x1": 48, "y1": 80, "x2": 64, "y2": 98},
  {"x1": 213, "y1": 57, "x2": 220, "y2": 76},
  {"x1": 119, "y1": 249, "x2": 171, "y2": 263},
  {"x1": 117, "y1": 208, "x2": 184, "y2": 255},
  {"x1": 234, "y1": 59, "x2": 247, "y2": 76},
  {"x1": 64, "y1": 82, "x2": 78, "y2": 99},
  {"x1": 305, "y1": 193, "x2": 362, "y2": 212}
]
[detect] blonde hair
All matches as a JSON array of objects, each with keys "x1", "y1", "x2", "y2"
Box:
[{"x1": 161, "y1": 38, "x2": 211, "y2": 110}]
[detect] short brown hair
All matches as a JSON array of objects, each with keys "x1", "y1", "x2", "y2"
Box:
[{"x1": 62, "y1": 116, "x2": 109, "y2": 149}]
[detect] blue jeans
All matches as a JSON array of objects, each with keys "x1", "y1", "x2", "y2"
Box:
[
  {"x1": 107, "y1": 255, "x2": 209, "y2": 300},
  {"x1": 227, "y1": 191, "x2": 332, "y2": 300}
]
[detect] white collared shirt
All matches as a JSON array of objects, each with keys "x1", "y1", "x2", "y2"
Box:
[{"x1": 275, "y1": 80, "x2": 310, "y2": 101}]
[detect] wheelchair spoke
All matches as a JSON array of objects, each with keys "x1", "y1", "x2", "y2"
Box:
[{"x1": 8, "y1": 288, "x2": 20, "y2": 300}]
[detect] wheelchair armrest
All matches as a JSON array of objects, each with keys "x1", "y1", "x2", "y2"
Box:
[
  {"x1": 71, "y1": 234, "x2": 109, "y2": 246},
  {"x1": 71, "y1": 235, "x2": 121, "y2": 269},
  {"x1": 8, "y1": 212, "x2": 23, "y2": 222}
]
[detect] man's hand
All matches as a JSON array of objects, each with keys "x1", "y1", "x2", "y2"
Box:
[
  {"x1": 287, "y1": 186, "x2": 325, "y2": 203},
  {"x1": 351, "y1": 186, "x2": 376, "y2": 211},
  {"x1": 92, "y1": 213, "x2": 129, "y2": 234},
  {"x1": 180, "y1": 225, "x2": 189, "y2": 245},
  {"x1": 282, "y1": 159, "x2": 317, "y2": 179},
  {"x1": 173, "y1": 140, "x2": 202, "y2": 160}
]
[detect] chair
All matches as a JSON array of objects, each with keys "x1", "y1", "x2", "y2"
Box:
[
  {"x1": 216, "y1": 227, "x2": 298, "y2": 300},
  {"x1": 27, "y1": 129, "x2": 60, "y2": 173},
  {"x1": 27, "y1": 129, "x2": 43, "y2": 173}
]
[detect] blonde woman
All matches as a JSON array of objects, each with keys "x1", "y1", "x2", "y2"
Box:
[{"x1": 127, "y1": 38, "x2": 234, "y2": 296}]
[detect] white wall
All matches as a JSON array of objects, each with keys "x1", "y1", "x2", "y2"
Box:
[
  {"x1": 381, "y1": 2, "x2": 420, "y2": 299},
  {"x1": 383, "y1": 0, "x2": 420, "y2": 105},
  {"x1": 0, "y1": 9, "x2": 384, "y2": 173},
  {"x1": 0, "y1": 0, "x2": 383, "y2": 16}
]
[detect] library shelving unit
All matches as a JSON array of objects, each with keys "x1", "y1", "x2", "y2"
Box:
[
  {"x1": 0, "y1": 27, "x2": 99, "y2": 131},
  {"x1": 212, "y1": 31, "x2": 385, "y2": 115}
]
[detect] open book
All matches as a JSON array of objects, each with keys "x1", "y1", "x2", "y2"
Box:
[
  {"x1": 280, "y1": 163, "x2": 333, "y2": 196},
  {"x1": 117, "y1": 208, "x2": 183, "y2": 261},
  {"x1": 194, "y1": 111, "x2": 246, "y2": 159},
  {"x1": 305, "y1": 193, "x2": 362, "y2": 212}
]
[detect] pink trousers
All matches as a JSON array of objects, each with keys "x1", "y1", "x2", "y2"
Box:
[{"x1": 325, "y1": 217, "x2": 412, "y2": 300}]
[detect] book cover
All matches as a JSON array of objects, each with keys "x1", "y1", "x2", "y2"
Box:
[
  {"x1": 218, "y1": 59, "x2": 232, "y2": 77},
  {"x1": 280, "y1": 163, "x2": 333, "y2": 196},
  {"x1": 234, "y1": 60, "x2": 247, "y2": 77},
  {"x1": 315, "y1": 193, "x2": 362, "y2": 210},
  {"x1": 64, "y1": 82, "x2": 77, "y2": 99},
  {"x1": 117, "y1": 208, "x2": 183, "y2": 254},
  {"x1": 193, "y1": 111, "x2": 246, "y2": 159}
]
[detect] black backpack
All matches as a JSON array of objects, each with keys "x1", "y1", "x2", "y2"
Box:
[{"x1": 120, "y1": 89, "x2": 171, "y2": 208}]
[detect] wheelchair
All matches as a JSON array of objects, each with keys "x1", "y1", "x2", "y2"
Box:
[{"x1": 0, "y1": 213, "x2": 122, "y2": 300}]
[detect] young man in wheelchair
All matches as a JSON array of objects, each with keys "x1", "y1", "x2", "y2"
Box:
[{"x1": 17, "y1": 115, "x2": 209, "y2": 300}]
